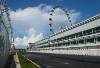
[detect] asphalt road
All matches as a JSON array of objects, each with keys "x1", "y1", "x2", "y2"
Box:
[{"x1": 25, "y1": 53, "x2": 100, "y2": 68}]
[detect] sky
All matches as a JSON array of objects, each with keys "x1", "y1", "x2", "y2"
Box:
[{"x1": 8, "y1": 0, "x2": 100, "y2": 48}]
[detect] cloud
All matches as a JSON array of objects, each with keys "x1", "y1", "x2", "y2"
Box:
[
  {"x1": 14, "y1": 28, "x2": 43, "y2": 49},
  {"x1": 10, "y1": 4, "x2": 81, "y2": 48}
]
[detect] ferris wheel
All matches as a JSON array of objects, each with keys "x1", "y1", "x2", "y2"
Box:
[{"x1": 48, "y1": 5, "x2": 72, "y2": 34}]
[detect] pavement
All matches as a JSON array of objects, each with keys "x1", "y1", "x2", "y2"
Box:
[
  {"x1": 25, "y1": 53, "x2": 100, "y2": 68},
  {"x1": 14, "y1": 53, "x2": 21, "y2": 68}
]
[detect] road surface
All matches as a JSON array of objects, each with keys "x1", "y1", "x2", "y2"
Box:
[{"x1": 25, "y1": 53, "x2": 100, "y2": 68}]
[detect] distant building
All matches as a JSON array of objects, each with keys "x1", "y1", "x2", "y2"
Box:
[
  {"x1": 16, "y1": 49, "x2": 26, "y2": 52},
  {"x1": 28, "y1": 43, "x2": 36, "y2": 49},
  {"x1": 28, "y1": 43, "x2": 39, "y2": 51},
  {"x1": 28, "y1": 14, "x2": 100, "y2": 56}
]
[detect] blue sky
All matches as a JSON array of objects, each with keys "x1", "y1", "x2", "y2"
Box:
[
  {"x1": 8, "y1": 0, "x2": 100, "y2": 48},
  {"x1": 9, "y1": 0, "x2": 100, "y2": 19}
]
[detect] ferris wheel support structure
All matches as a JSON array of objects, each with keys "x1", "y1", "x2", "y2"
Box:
[{"x1": 48, "y1": 5, "x2": 72, "y2": 34}]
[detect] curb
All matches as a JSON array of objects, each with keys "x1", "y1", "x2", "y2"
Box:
[{"x1": 14, "y1": 53, "x2": 21, "y2": 68}]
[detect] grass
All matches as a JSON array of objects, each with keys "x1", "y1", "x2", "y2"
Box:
[{"x1": 17, "y1": 52, "x2": 39, "y2": 68}]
